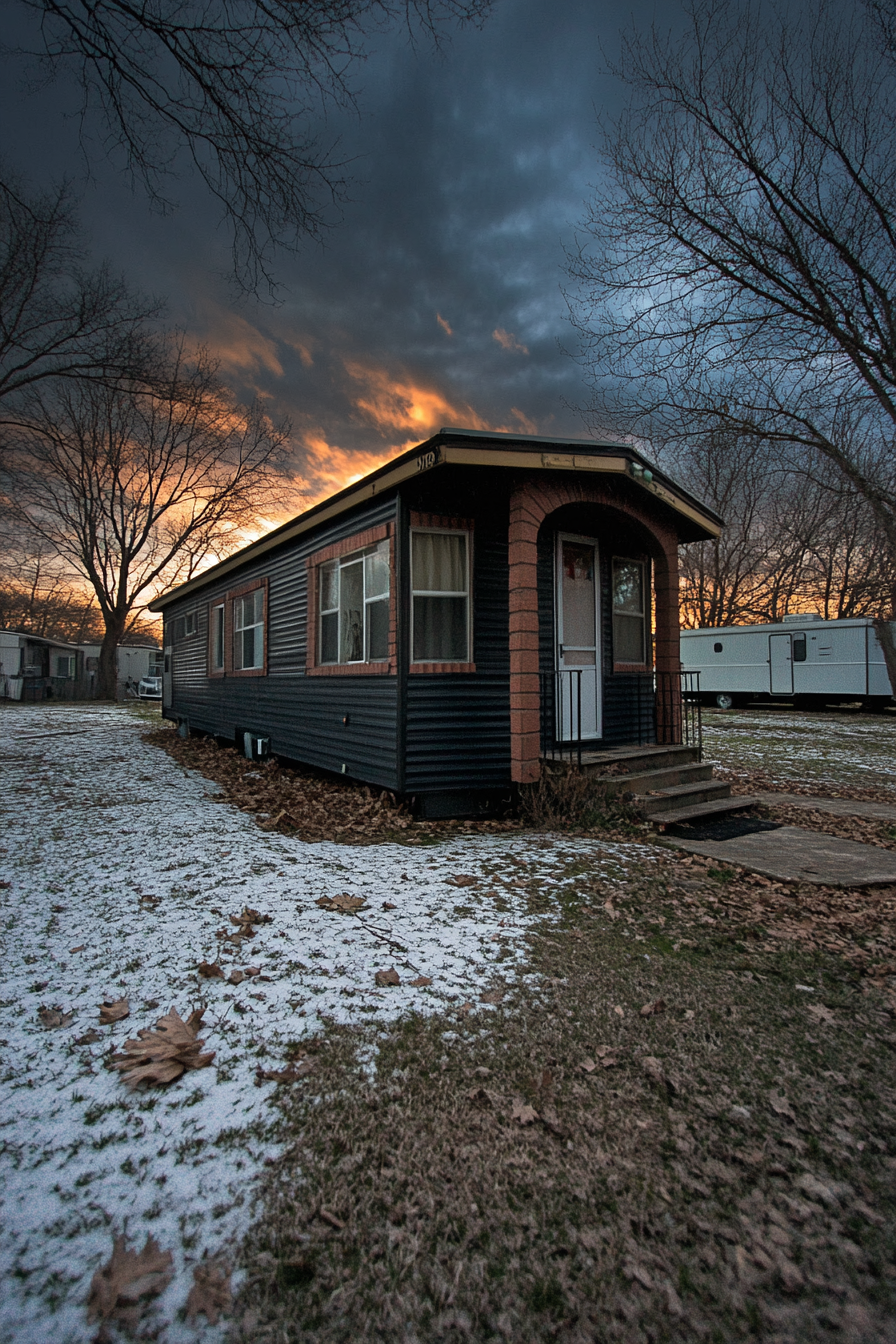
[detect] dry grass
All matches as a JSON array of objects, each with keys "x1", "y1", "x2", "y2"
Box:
[{"x1": 232, "y1": 852, "x2": 896, "y2": 1344}]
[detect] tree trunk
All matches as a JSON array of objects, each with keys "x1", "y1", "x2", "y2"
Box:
[{"x1": 96, "y1": 617, "x2": 127, "y2": 700}]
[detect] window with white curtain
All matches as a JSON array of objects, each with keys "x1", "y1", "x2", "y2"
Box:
[
  {"x1": 319, "y1": 540, "x2": 390, "y2": 664},
  {"x1": 411, "y1": 530, "x2": 469, "y2": 662}
]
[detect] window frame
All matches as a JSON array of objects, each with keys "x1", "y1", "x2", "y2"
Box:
[
  {"x1": 611, "y1": 556, "x2": 650, "y2": 672},
  {"x1": 208, "y1": 601, "x2": 225, "y2": 676},
  {"x1": 306, "y1": 522, "x2": 396, "y2": 677},
  {"x1": 225, "y1": 577, "x2": 268, "y2": 678},
  {"x1": 409, "y1": 521, "x2": 474, "y2": 672},
  {"x1": 318, "y1": 540, "x2": 391, "y2": 667}
]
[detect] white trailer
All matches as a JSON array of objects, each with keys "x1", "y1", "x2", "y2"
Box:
[{"x1": 681, "y1": 616, "x2": 894, "y2": 710}]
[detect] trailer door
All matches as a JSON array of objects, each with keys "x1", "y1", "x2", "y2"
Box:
[{"x1": 769, "y1": 633, "x2": 793, "y2": 695}]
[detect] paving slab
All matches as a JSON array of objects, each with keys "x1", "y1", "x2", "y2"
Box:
[
  {"x1": 663, "y1": 825, "x2": 896, "y2": 887},
  {"x1": 755, "y1": 792, "x2": 896, "y2": 822}
]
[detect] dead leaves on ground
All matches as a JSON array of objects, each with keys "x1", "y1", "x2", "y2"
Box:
[
  {"x1": 374, "y1": 968, "x2": 401, "y2": 987},
  {"x1": 110, "y1": 1006, "x2": 214, "y2": 1088},
  {"x1": 184, "y1": 1260, "x2": 232, "y2": 1326},
  {"x1": 37, "y1": 1006, "x2": 73, "y2": 1029},
  {"x1": 316, "y1": 893, "x2": 366, "y2": 914},
  {"x1": 217, "y1": 906, "x2": 271, "y2": 949},
  {"x1": 87, "y1": 1233, "x2": 173, "y2": 1335},
  {"x1": 99, "y1": 997, "x2": 129, "y2": 1025}
]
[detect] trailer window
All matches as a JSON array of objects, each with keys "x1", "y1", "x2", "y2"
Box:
[
  {"x1": 209, "y1": 603, "x2": 225, "y2": 673},
  {"x1": 792, "y1": 634, "x2": 807, "y2": 662},
  {"x1": 713, "y1": 642, "x2": 723, "y2": 653},
  {"x1": 234, "y1": 588, "x2": 265, "y2": 670},
  {"x1": 411, "y1": 530, "x2": 470, "y2": 663},
  {"x1": 319, "y1": 540, "x2": 390, "y2": 665},
  {"x1": 612, "y1": 559, "x2": 647, "y2": 665}
]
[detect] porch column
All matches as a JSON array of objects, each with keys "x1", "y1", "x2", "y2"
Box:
[
  {"x1": 507, "y1": 491, "x2": 542, "y2": 784},
  {"x1": 654, "y1": 538, "x2": 682, "y2": 742}
]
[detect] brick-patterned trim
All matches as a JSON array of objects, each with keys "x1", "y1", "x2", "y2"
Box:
[
  {"x1": 306, "y1": 522, "x2": 397, "y2": 676},
  {"x1": 409, "y1": 662, "x2": 477, "y2": 674},
  {"x1": 207, "y1": 600, "x2": 226, "y2": 678},
  {"x1": 409, "y1": 512, "x2": 474, "y2": 531},
  {"x1": 409, "y1": 516, "x2": 475, "y2": 671},
  {"x1": 226, "y1": 577, "x2": 268, "y2": 677},
  {"x1": 508, "y1": 477, "x2": 681, "y2": 784}
]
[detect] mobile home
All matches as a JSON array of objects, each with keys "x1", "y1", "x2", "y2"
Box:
[
  {"x1": 149, "y1": 428, "x2": 721, "y2": 816},
  {"x1": 681, "y1": 616, "x2": 894, "y2": 710}
]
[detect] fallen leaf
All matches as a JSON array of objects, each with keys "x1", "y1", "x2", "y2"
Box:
[
  {"x1": 255, "y1": 1059, "x2": 314, "y2": 1084},
  {"x1": 450, "y1": 874, "x2": 479, "y2": 887},
  {"x1": 69, "y1": 945, "x2": 86, "y2": 953},
  {"x1": 197, "y1": 961, "x2": 224, "y2": 979},
  {"x1": 185, "y1": 1260, "x2": 232, "y2": 1326},
  {"x1": 613, "y1": 1005, "x2": 624, "y2": 1017},
  {"x1": 641, "y1": 1056, "x2": 675, "y2": 1093},
  {"x1": 87, "y1": 1233, "x2": 174, "y2": 1332},
  {"x1": 244, "y1": 967, "x2": 261, "y2": 977},
  {"x1": 769, "y1": 1092, "x2": 796, "y2": 1123},
  {"x1": 99, "y1": 998, "x2": 130, "y2": 1025},
  {"x1": 795, "y1": 1171, "x2": 839, "y2": 1205},
  {"x1": 382, "y1": 902, "x2": 397, "y2": 911},
  {"x1": 578, "y1": 1057, "x2": 598, "y2": 1074},
  {"x1": 228, "y1": 970, "x2": 246, "y2": 986},
  {"x1": 316, "y1": 893, "x2": 367, "y2": 914},
  {"x1": 110, "y1": 1007, "x2": 215, "y2": 1088},
  {"x1": 37, "y1": 1006, "x2": 73, "y2": 1029},
  {"x1": 511, "y1": 1099, "x2": 538, "y2": 1125},
  {"x1": 622, "y1": 1260, "x2": 654, "y2": 1290},
  {"x1": 480, "y1": 986, "x2": 505, "y2": 1005},
  {"x1": 807, "y1": 1003, "x2": 835, "y2": 1025},
  {"x1": 409, "y1": 975, "x2": 432, "y2": 987},
  {"x1": 76, "y1": 1028, "x2": 104, "y2": 1045},
  {"x1": 374, "y1": 968, "x2": 401, "y2": 987},
  {"x1": 639, "y1": 998, "x2": 667, "y2": 1017}
]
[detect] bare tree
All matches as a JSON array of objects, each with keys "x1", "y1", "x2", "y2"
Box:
[
  {"x1": 1, "y1": 336, "x2": 289, "y2": 697},
  {"x1": 569, "y1": 0, "x2": 896, "y2": 688},
  {"x1": 11, "y1": 0, "x2": 492, "y2": 291},
  {"x1": 0, "y1": 176, "x2": 156, "y2": 424}
]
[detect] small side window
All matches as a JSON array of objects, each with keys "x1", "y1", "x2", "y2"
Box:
[
  {"x1": 792, "y1": 634, "x2": 807, "y2": 662},
  {"x1": 713, "y1": 642, "x2": 723, "y2": 653},
  {"x1": 210, "y1": 603, "x2": 225, "y2": 672},
  {"x1": 184, "y1": 612, "x2": 197, "y2": 636}
]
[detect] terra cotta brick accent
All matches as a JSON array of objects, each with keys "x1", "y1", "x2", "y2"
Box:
[{"x1": 507, "y1": 476, "x2": 681, "y2": 783}]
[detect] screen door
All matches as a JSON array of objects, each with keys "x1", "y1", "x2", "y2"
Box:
[{"x1": 556, "y1": 535, "x2": 602, "y2": 740}]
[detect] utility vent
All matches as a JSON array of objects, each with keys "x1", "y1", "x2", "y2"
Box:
[
  {"x1": 243, "y1": 732, "x2": 270, "y2": 761},
  {"x1": 783, "y1": 613, "x2": 823, "y2": 623}
]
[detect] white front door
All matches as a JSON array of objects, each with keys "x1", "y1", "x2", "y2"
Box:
[
  {"x1": 556, "y1": 534, "x2": 601, "y2": 740},
  {"x1": 769, "y1": 633, "x2": 793, "y2": 695}
]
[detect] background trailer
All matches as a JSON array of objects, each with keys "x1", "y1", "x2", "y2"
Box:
[{"x1": 681, "y1": 616, "x2": 894, "y2": 710}]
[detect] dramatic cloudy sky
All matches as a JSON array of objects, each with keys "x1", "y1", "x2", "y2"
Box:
[{"x1": 1, "y1": 0, "x2": 669, "y2": 510}]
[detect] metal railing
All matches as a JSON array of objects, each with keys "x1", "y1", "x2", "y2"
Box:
[
  {"x1": 656, "y1": 669, "x2": 702, "y2": 755},
  {"x1": 540, "y1": 669, "x2": 583, "y2": 766},
  {"x1": 539, "y1": 667, "x2": 703, "y2": 761}
]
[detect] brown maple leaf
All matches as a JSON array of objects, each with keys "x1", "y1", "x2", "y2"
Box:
[
  {"x1": 37, "y1": 1006, "x2": 74, "y2": 1029},
  {"x1": 197, "y1": 961, "x2": 224, "y2": 979},
  {"x1": 87, "y1": 1233, "x2": 173, "y2": 1331},
  {"x1": 450, "y1": 874, "x2": 479, "y2": 887},
  {"x1": 409, "y1": 975, "x2": 433, "y2": 987},
  {"x1": 315, "y1": 893, "x2": 366, "y2": 914},
  {"x1": 184, "y1": 1259, "x2": 232, "y2": 1326},
  {"x1": 110, "y1": 1007, "x2": 215, "y2": 1088},
  {"x1": 99, "y1": 998, "x2": 130, "y2": 1025},
  {"x1": 374, "y1": 968, "x2": 401, "y2": 987}
]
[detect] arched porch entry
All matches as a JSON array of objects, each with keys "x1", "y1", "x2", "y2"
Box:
[{"x1": 508, "y1": 476, "x2": 681, "y2": 784}]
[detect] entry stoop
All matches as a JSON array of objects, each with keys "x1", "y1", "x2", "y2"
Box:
[{"x1": 575, "y1": 744, "x2": 760, "y2": 829}]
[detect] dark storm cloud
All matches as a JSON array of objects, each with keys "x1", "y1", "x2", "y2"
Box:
[{"x1": 0, "y1": 0, "x2": 668, "y2": 498}]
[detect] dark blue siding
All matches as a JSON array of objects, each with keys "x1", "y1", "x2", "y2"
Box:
[
  {"x1": 163, "y1": 497, "x2": 400, "y2": 789},
  {"x1": 405, "y1": 676, "x2": 510, "y2": 791}
]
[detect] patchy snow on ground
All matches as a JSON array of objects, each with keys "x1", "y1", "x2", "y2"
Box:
[
  {"x1": 704, "y1": 707, "x2": 896, "y2": 788},
  {"x1": 0, "y1": 704, "x2": 653, "y2": 1342}
]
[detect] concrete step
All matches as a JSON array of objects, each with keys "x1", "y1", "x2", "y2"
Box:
[
  {"x1": 593, "y1": 762, "x2": 714, "y2": 795},
  {"x1": 646, "y1": 796, "x2": 762, "y2": 827},
  {"x1": 578, "y1": 744, "x2": 700, "y2": 776},
  {"x1": 633, "y1": 779, "x2": 732, "y2": 816}
]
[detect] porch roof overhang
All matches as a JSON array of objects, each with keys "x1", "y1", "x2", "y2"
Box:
[{"x1": 149, "y1": 428, "x2": 722, "y2": 612}]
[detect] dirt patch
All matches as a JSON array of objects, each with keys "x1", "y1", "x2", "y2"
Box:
[{"x1": 234, "y1": 851, "x2": 896, "y2": 1343}]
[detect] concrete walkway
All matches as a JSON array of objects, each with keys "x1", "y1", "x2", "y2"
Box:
[
  {"x1": 755, "y1": 791, "x2": 896, "y2": 823},
  {"x1": 665, "y1": 824, "x2": 896, "y2": 887}
]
